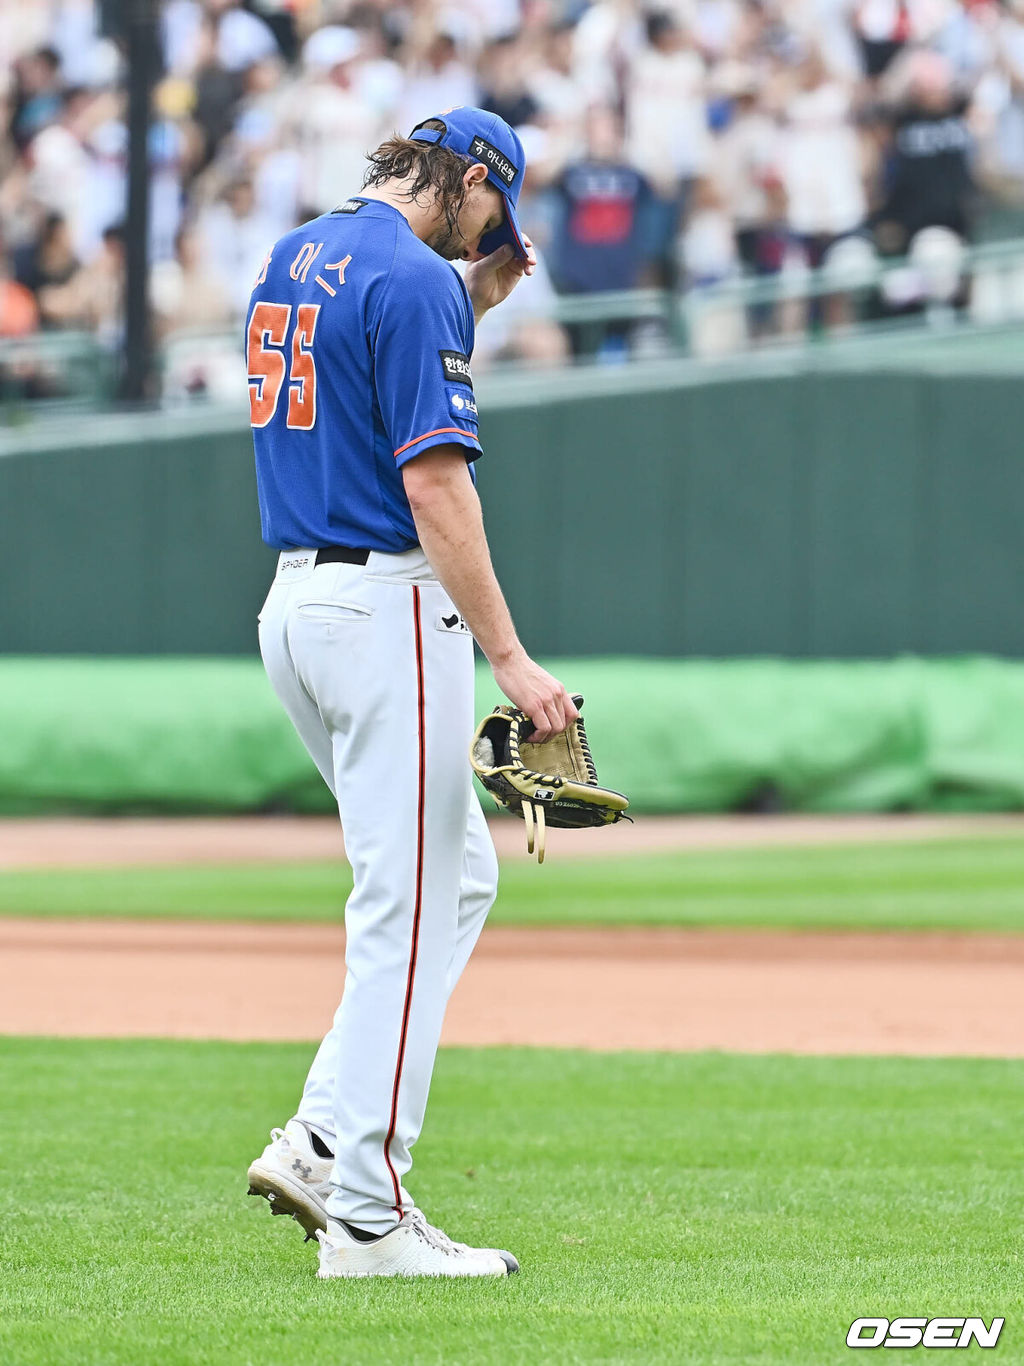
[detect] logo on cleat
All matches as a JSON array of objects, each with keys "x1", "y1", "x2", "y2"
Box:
[{"x1": 292, "y1": 1159, "x2": 313, "y2": 1180}]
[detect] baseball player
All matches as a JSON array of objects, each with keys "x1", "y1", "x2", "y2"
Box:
[{"x1": 244, "y1": 108, "x2": 577, "y2": 1278}]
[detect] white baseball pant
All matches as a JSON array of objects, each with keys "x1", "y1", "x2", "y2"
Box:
[{"x1": 258, "y1": 546, "x2": 498, "y2": 1234}]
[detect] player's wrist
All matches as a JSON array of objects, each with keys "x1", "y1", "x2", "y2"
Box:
[
  {"x1": 487, "y1": 640, "x2": 526, "y2": 670},
  {"x1": 469, "y1": 290, "x2": 493, "y2": 324}
]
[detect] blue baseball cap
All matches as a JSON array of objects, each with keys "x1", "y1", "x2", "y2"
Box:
[{"x1": 409, "y1": 107, "x2": 528, "y2": 260}]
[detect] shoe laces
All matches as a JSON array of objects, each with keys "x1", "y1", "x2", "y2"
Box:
[
  {"x1": 269, "y1": 1127, "x2": 293, "y2": 1155},
  {"x1": 407, "y1": 1210, "x2": 462, "y2": 1256}
]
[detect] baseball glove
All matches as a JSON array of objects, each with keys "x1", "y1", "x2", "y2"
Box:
[{"x1": 470, "y1": 694, "x2": 629, "y2": 863}]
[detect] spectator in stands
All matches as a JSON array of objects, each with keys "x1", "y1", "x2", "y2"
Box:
[
  {"x1": 627, "y1": 11, "x2": 709, "y2": 194},
  {"x1": 712, "y1": 65, "x2": 789, "y2": 337},
  {"x1": 460, "y1": 0, "x2": 527, "y2": 46},
  {"x1": 528, "y1": 18, "x2": 589, "y2": 134},
  {"x1": 779, "y1": 47, "x2": 868, "y2": 268},
  {"x1": 12, "y1": 211, "x2": 78, "y2": 311},
  {"x1": 572, "y1": 0, "x2": 646, "y2": 105},
  {"x1": 20, "y1": 86, "x2": 101, "y2": 262},
  {"x1": 394, "y1": 26, "x2": 479, "y2": 134},
  {"x1": 162, "y1": 0, "x2": 279, "y2": 78},
  {"x1": 2, "y1": 177, "x2": 79, "y2": 403},
  {"x1": 983, "y1": 0, "x2": 1024, "y2": 193},
  {"x1": 625, "y1": 10, "x2": 710, "y2": 284},
  {"x1": 9, "y1": 48, "x2": 63, "y2": 151},
  {"x1": 293, "y1": 27, "x2": 390, "y2": 215},
  {"x1": 0, "y1": 245, "x2": 39, "y2": 338},
  {"x1": 728, "y1": 0, "x2": 816, "y2": 74},
  {"x1": 932, "y1": 0, "x2": 993, "y2": 86},
  {"x1": 872, "y1": 48, "x2": 977, "y2": 255},
  {"x1": 189, "y1": 13, "x2": 246, "y2": 169},
  {"x1": 226, "y1": 57, "x2": 302, "y2": 243},
  {"x1": 0, "y1": 237, "x2": 47, "y2": 402},
  {"x1": 3, "y1": 0, "x2": 1024, "y2": 390},
  {"x1": 692, "y1": 0, "x2": 745, "y2": 62},
  {"x1": 48, "y1": 0, "x2": 120, "y2": 91},
  {"x1": 196, "y1": 176, "x2": 277, "y2": 319},
  {"x1": 150, "y1": 222, "x2": 233, "y2": 338},
  {"x1": 680, "y1": 175, "x2": 739, "y2": 286},
  {"x1": 38, "y1": 222, "x2": 124, "y2": 343},
  {"x1": 548, "y1": 105, "x2": 655, "y2": 295},
  {"x1": 714, "y1": 64, "x2": 787, "y2": 282},
  {"x1": 344, "y1": 14, "x2": 404, "y2": 124},
  {"x1": 678, "y1": 174, "x2": 751, "y2": 354},
  {"x1": 477, "y1": 33, "x2": 541, "y2": 130},
  {"x1": 79, "y1": 84, "x2": 196, "y2": 268},
  {"x1": 853, "y1": 0, "x2": 915, "y2": 79}
]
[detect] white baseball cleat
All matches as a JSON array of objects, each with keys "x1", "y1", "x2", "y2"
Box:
[
  {"x1": 316, "y1": 1208, "x2": 519, "y2": 1279},
  {"x1": 246, "y1": 1120, "x2": 333, "y2": 1240}
]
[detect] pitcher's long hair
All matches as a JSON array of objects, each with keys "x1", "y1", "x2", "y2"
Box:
[{"x1": 362, "y1": 119, "x2": 472, "y2": 234}]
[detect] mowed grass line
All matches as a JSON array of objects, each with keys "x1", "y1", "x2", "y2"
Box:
[
  {"x1": 2, "y1": 837, "x2": 1024, "y2": 929},
  {"x1": 1, "y1": 1040, "x2": 1022, "y2": 1366}
]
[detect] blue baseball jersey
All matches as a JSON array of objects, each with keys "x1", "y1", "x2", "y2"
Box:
[{"x1": 246, "y1": 198, "x2": 481, "y2": 552}]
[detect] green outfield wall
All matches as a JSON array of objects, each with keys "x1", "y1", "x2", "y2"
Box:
[
  {"x1": 2, "y1": 655, "x2": 1024, "y2": 815},
  {"x1": 1, "y1": 361, "x2": 1022, "y2": 658}
]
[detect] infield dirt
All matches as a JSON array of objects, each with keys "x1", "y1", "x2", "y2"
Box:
[
  {"x1": 3, "y1": 814, "x2": 1022, "y2": 1056},
  {"x1": 2, "y1": 917, "x2": 1022, "y2": 1056}
]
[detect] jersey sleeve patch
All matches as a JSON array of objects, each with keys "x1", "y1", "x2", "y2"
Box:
[
  {"x1": 448, "y1": 387, "x2": 479, "y2": 421},
  {"x1": 439, "y1": 350, "x2": 474, "y2": 388}
]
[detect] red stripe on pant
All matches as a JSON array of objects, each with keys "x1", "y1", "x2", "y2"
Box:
[{"x1": 382, "y1": 585, "x2": 426, "y2": 1217}]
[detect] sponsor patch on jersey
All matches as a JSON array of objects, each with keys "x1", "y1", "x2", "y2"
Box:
[
  {"x1": 469, "y1": 136, "x2": 518, "y2": 188},
  {"x1": 440, "y1": 350, "x2": 474, "y2": 388},
  {"x1": 334, "y1": 198, "x2": 366, "y2": 214},
  {"x1": 449, "y1": 389, "x2": 479, "y2": 419},
  {"x1": 436, "y1": 608, "x2": 472, "y2": 636}
]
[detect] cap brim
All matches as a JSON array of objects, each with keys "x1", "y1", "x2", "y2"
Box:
[{"x1": 478, "y1": 191, "x2": 528, "y2": 261}]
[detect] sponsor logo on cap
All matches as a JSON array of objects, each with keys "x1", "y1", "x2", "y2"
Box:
[{"x1": 469, "y1": 136, "x2": 517, "y2": 188}]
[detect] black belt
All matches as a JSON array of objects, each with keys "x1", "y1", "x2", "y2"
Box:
[{"x1": 315, "y1": 545, "x2": 370, "y2": 566}]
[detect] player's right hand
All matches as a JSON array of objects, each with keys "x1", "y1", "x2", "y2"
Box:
[{"x1": 490, "y1": 654, "x2": 578, "y2": 743}]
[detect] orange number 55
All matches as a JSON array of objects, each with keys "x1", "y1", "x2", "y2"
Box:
[{"x1": 247, "y1": 301, "x2": 321, "y2": 431}]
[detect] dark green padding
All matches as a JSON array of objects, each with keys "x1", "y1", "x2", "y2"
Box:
[
  {"x1": 2, "y1": 655, "x2": 1024, "y2": 815},
  {"x1": 5, "y1": 366, "x2": 1024, "y2": 660}
]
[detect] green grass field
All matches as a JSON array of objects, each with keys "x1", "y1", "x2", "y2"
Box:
[
  {"x1": 2, "y1": 837, "x2": 1024, "y2": 930},
  {"x1": 4, "y1": 834, "x2": 1022, "y2": 1362},
  {"x1": 1, "y1": 1039, "x2": 1021, "y2": 1366}
]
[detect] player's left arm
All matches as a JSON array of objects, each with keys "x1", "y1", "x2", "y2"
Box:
[{"x1": 465, "y1": 238, "x2": 537, "y2": 325}]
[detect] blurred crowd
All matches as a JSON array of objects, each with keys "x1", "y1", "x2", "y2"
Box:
[{"x1": 3, "y1": 0, "x2": 1024, "y2": 394}]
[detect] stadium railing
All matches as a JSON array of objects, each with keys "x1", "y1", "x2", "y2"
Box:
[
  {"x1": 0, "y1": 330, "x2": 115, "y2": 417},
  {"x1": 679, "y1": 234, "x2": 1024, "y2": 357},
  {"x1": 4, "y1": 236, "x2": 1024, "y2": 421}
]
